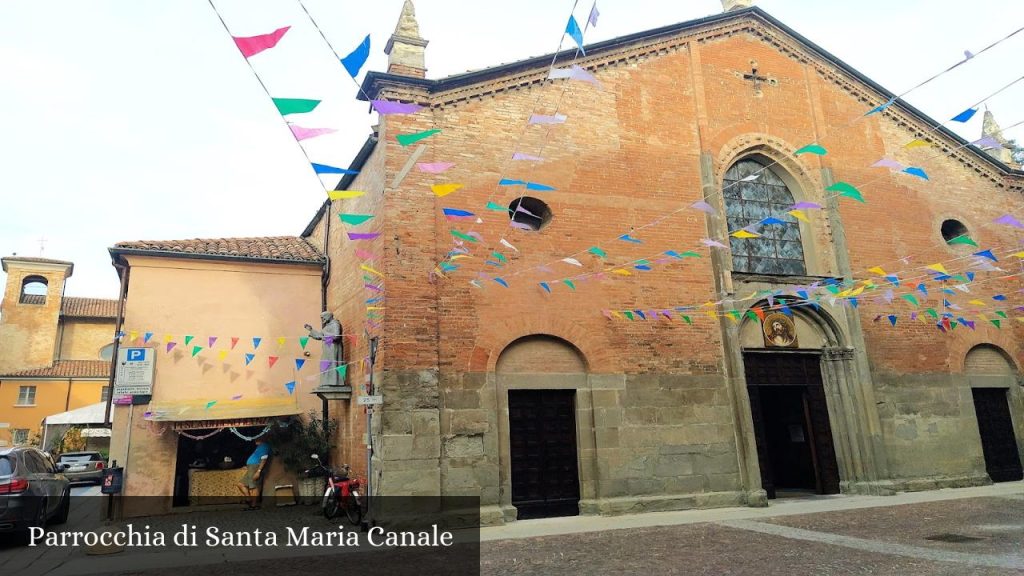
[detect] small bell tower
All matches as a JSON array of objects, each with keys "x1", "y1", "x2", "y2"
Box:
[{"x1": 385, "y1": 0, "x2": 428, "y2": 78}]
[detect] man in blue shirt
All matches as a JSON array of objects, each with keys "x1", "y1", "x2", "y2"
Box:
[{"x1": 237, "y1": 439, "x2": 271, "y2": 510}]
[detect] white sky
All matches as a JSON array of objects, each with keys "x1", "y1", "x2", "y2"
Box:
[{"x1": 1, "y1": 0, "x2": 1021, "y2": 298}]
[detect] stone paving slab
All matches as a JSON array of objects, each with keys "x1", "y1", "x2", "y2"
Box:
[
  {"x1": 479, "y1": 523, "x2": 1021, "y2": 576},
  {"x1": 758, "y1": 496, "x2": 1024, "y2": 556}
]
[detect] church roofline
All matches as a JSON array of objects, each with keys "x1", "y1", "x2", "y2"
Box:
[{"x1": 358, "y1": 6, "x2": 1022, "y2": 178}]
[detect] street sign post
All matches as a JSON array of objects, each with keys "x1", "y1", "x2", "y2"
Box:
[{"x1": 113, "y1": 347, "x2": 155, "y2": 399}]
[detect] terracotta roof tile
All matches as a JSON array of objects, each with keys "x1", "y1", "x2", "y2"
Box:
[
  {"x1": 61, "y1": 297, "x2": 119, "y2": 319},
  {"x1": 112, "y1": 236, "x2": 324, "y2": 264},
  {"x1": 1, "y1": 360, "x2": 111, "y2": 379}
]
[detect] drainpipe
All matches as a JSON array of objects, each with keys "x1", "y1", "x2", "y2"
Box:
[
  {"x1": 321, "y1": 201, "x2": 331, "y2": 313},
  {"x1": 103, "y1": 261, "x2": 130, "y2": 427}
]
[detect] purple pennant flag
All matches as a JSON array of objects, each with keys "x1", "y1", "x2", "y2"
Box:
[
  {"x1": 364, "y1": 283, "x2": 383, "y2": 292},
  {"x1": 416, "y1": 162, "x2": 455, "y2": 174},
  {"x1": 510, "y1": 221, "x2": 533, "y2": 230},
  {"x1": 319, "y1": 360, "x2": 331, "y2": 372},
  {"x1": 512, "y1": 152, "x2": 544, "y2": 161},
  {"x1": 371, "y1": 100, "x2": 424, "y2": 115},
  {"x1": 994, "y1": 214, "x2": 1023, "y2": 228},
  {"x1": 208, "y1": 336, "x2": 217, "y2": 348},
  {"x1": 790, "y1": 201, "x2": 822, "y2": 210},
  {"x1": 690, "y1": 200, "x2": 716, "y2": 214},
  {"x1": 588, "y1": 2, "x2": 600, "y2": 27},
  {"x1": 231, "y1": 394, "x2": 243, "y2": 400},
  {"x1": 166, "y1": 342, "x2": 177, "y2": 353},
  {"x1": 701, "y1": 238, "x2": 727, "y2": 248},
  {"x1": 348, "y1": 232, "x2": 380, "y2": 240},
  {"x1": 871, "y1": 157, "x2": 904, "y2": 170},
  {"x1": 972, "y1": 135, "x2": 1001, "y2": 148},
  {"x1": 324, "y1": 336, "x2": 335, "y2": 345},
  {"x1": 548, "y1": 65, "x2": 601, "y2": 88},
  {"x1": 528, "y1": 113, "x2": 567, "y2": 125}
]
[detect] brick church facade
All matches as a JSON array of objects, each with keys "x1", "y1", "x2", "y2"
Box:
[{"x1": 298, "y1": 1, "x2": 1024, "y2": 525}]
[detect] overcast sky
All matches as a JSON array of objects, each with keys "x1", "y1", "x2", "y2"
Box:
[{"x1": 1, "y1": 0, "x2": 1021, "y2": 298}]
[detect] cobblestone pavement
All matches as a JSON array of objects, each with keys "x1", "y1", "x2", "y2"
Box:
[{"x1": 2, "y1": 484, "x2": 1022, "y2": 576}]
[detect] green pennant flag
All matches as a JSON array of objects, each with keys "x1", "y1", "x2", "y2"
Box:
[
  {"x1": 563, "y1": 279, "x2": 576, "y2": 290},
  {"x1": 680, "y1": 314, "x2": 692, "y2": 324},
  {"x1": 184, "y1": 335, "x2": 194, "y2": 346},
  {"x1": 588, "y1": 246, "x2": 607, "y2": 259},
  {"x1": 396, "y1": 129, "x2": 440, "y2": 146},
  {"x1": 745, "y1": 310, "x2": 758, "y2": 321},
  {"x1": 492, "y1": 251, "x2": 507, "y2": 263},
  {"x1": 205, "y1": 400, "x2": 217, "y2": 409},
  {"x1": 485, "y1": 202, "x2": 506, "y2": 211},
  {"x1": 795, "y1": 143, "x2": 827, "y2": 156},
  {"x1": 826, "y1": 285, "x2": 840, "y2": 295},
  {"x1": 950, "y1": 274, "x2": 968, "y2": 283},
  {"x1": 339, "y1": 213, "x2": 374, "y2": 225},
  {"x1": 272, "y1": 98, "x2": 321, "y2": 115},
  {"x1": 947, "y1": 234, "x2": 978, "y2": 247},
  {"x1": 728, "y1": 310, "x2": 742, "y2": 321},
  {"x1": 191, "y1": 346, "x2": 203, "y2": 357},
  {"x1": 335, "y1": 364, "x2": 348, "y2": 378},
  {"x1": 366, "y1": 312, "x2": 381, "y2": 319},
  {"x1": 299, "y1": 336, "x2": 309, "y2": 349},
  {"x1": 363, "y1": 274, "x2": 374, "y2": 282},
  {"x1": 990, "y1": 319, "x2": 1001, "y2": 329},
  {"x1": 826, "y1": 182, "x2": 865, "y2": 203},
  {"x1": 680, "y1": 251, "x2": 702, "y2": 258},
  {"x1": 901, "y1": 294, "x2": 919, "y2": 307},
  {"x1": 995, "y1": 310, "x2": 1008, "y2": 319},
  {"x1": 623, "y1": 311, "x2": 634, "y2": 320},
  {"x1": 924, "y1": 308, "x2": 939, "y2": 319},
  {"x1": 450, "y1": 230, "x2": 478, "y2": 243}
]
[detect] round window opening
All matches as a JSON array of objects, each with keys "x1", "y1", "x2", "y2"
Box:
[
  {"x1": 508, "y1": 197, "x2": 552, "y2": 231},
  {"x1": 940, "y1": 219, "x2": 969, "y2": 245}
]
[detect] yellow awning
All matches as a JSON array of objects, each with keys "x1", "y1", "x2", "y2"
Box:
[{"x1": 144, "y1": 396, "x2": 301, "y2": 423}]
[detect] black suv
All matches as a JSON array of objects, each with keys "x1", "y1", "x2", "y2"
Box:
[{"x1": 0, "y1": 447, "x2": 71, "y2": 537}]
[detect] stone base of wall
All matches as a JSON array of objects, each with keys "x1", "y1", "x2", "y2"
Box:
[{"x1": 885, "y1": 473, "x2": 991, "y2": 493}]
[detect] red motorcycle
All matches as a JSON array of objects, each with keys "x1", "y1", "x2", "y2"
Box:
[{"x1": 306, "y1": 454, "x2": 362, "y2": 524}]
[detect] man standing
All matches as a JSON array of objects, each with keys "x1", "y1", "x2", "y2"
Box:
[{"x1": 237, "y1": 438, "x2": 270, "y2": 510}]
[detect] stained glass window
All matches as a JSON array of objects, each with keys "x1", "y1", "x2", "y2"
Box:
[{"x1": 724, "y1": 159, "x2": 806, "y2": 275}]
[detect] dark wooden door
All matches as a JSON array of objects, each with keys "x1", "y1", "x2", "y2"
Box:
[
  {"x1": 508, "y1": 389, "x2": 580, "y2": 519},
  {"x1": 744, "y1": 353, "x2": 841, "y2": 498},
  {"x1": 972, "y1": 388, "x2": 1023, "y2": 482}
]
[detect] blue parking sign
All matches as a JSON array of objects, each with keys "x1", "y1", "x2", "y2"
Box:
[{"x1": 126, "y1": 348, "x2": 146, "y2": 362}]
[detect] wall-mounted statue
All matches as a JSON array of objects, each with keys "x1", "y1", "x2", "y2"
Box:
[{"x1": 305, "y1": 311, "x2": 343, "y2": 388}]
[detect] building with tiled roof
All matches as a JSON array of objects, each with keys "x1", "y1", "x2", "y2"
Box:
[
  {"x1": 0, "y1": 255, "x2": 117, "y2": 448},
  {"x1": 111, "y1": 236, "x2": 324, "y2": 265}
]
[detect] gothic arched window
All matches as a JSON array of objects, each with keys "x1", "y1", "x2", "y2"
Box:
[{"x1": 724, "y1": 159, "x2": 806, "y2": 275}]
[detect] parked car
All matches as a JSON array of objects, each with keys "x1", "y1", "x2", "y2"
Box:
[
  {"x1": 57, "y1": 451, "x2": 107, "y2": 484},
  {"x1": 0, "y1": 447, "x2": 71, "y2": 538}
]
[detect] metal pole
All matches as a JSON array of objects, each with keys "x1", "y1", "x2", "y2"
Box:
[
  {"x1": 364, "y1": 337, "x2": 378, "y2": 530},
  {"x1": 321, "y1": 395, "x2": 329, "y2": 464}
]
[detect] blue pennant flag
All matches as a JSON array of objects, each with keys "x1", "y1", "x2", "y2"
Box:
[
  {"x1": 312, "y1": 163, "x2": 359, "y2": 175},
  {"x1": 341, "y1": 34, "x2": 371, "y2": 78},
  {"x1": 618, "y1": 234, "x2": 642, "y2": 243},
  {"x1": 951, "y1": 107, "x2": 978, "y2": 123},
  {"x1": 540, "y1": 282, "x2": 551, "y2": 293},
  {"x1": 565, "y1": 15, "x2": 585, "y2": 54},
  {"x1": 494, "y1": 277, "x2": 509, "y2": 288},
  {"x1": 285, "y1": 381, "x2": 296, "y2": 395},
  {"x1": 526, "y1": 182, "x2": 556, "y2": 191}
]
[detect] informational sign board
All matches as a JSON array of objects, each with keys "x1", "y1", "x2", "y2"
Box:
[
  {"x1": 113, "y1": 347, "x2": 155, "y2": 396},
  {"x1": 357, "y1": 395, "x2": 383, "y2": 406}
]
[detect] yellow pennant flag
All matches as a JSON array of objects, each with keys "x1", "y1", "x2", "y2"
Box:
[
  {"x1": 610, "y1": 311, "x2": 623, "y2": 319},
  {"x1": 431, "y1": 183, "x2": 464, "y2": 197},
  {"x1": 788, "y1": 209, "x2": 809, "y2": 222},
  {"x1": 129, "y1": 330, "x2": 138, "y2": 341},
  {"x1": 706, "y1": 310, "x2": 718, "y2": 318},
  {"x1": 848, "y1": 286, "x2": 865, "y2": 297},
  {"x1": 904, "y1": 139, "x2": 930, "y2": 149},
  {"x1": 218, "y1": 350, "x2": 229, "y2": 361},
  {"x1": 867, "y1": 266, "x2": 886, "y2": 276},
  {"x1": 328, "y1": 190, "x2": 366, "y2": 200},
  {"x1": 925, "y1": 263, "x2": 948, "y2": 274},
  {"x1": 968, "y1": 299, "x2": 985, "y2": 306},
  {"x1": 366, "y1": 306, "x2": 385, "y2": 311},
  {"x1": 611, "y1": 269, "x2": 631, "y2": 276},
  {"x1": 360, "y1": 264, "x2": 384, "y2": 278},
  {"x1": 731, "y1": 230, "x2": 760, "y2": 239},
  {"x1": 277, "y1": 337, "x2": 287, "y2": 348},
  {"x1": 1012, "y1": 252, "x2": 1024, "y2": 258},
  {"x1": 163, "y1": 334, "x2": 174, "y2": 343},
  {"x1": 450, "y1": 254, "x2": 471, "y2": 260}
]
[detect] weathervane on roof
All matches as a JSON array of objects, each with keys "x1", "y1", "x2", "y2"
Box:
[{"x1": 37, "y1": 236, "x2": 47, "y2": 257}]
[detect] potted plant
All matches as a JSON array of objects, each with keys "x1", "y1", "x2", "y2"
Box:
[{"x1": 267, "y1": 411, "x2": 338, "y2": 504}]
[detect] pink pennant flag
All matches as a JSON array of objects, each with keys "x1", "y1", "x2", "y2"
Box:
[
  {"x1": 371, "y1": 100, "x2": 424, "y2": 115},
  {"x1": 290, "y1": 125, "x2": 337, "y2": 141},
  {"x1": 548, "y1": 65, "x2": 601, "y2": 88},
  {"x1": 510, "y1": 221, "x2": 533, "y2": 230},
  {"x1": 355, "y1": 249, "x2": 378, "y2": 260},
  {"x1": 512, "y1": 152, "x2": 544, "y2": 161},
  {"x1": 701, "y1": 238, "x2": 727, "y2": 248},
  {"x1": 232, "y1": 26, "x2": 290, "y2": 58},
  {"x1": 690, "y1": 200, "x2": 716, "y2": 214},
  {"x1": 871, "y1": 157, "x2": 904, "y2": 170},
  {"x1": 529, "y1": 113, "x2": 567, "y2": 125},
  {"x1": 416, "y1": 162, "x2": 455, "y2": 174}
]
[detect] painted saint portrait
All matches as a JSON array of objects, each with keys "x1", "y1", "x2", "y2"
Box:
[{"x1": 762, "y1": 312, "x2": 798, "y2": 348}]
